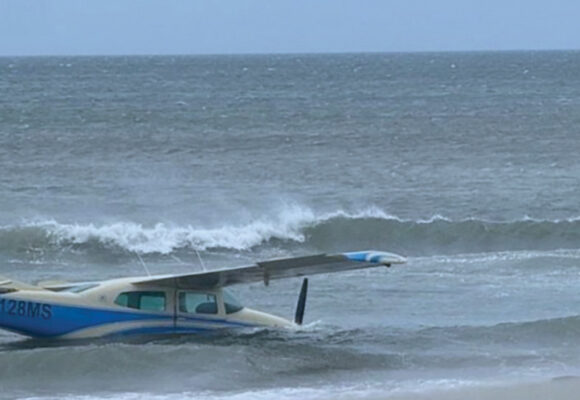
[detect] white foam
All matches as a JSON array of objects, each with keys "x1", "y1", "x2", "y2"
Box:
[
  {"x1": 15, "y1": 379, "x2": 483, "y2": 400},
  {"x1": 34, "y1": 218, "x2": 306, "y2": 255},
  {"x1": 15, "y1": 207, "x2": 580, "y2": 255},
  {"x1": 417, "y1": 248, "x2": 580, "y2": 265},
  {"x1": 316, "y1": 206, "x2": 402, "y2": 222},
  {"x1": 16, "y1": 205, "x2": 402, "y2": 254},
  {"x1": 417, "y1": 214, "x2": 452, "y2": 223},
  {"x1": 16, "y1": 375, "x2": 580, "y2": 400}
]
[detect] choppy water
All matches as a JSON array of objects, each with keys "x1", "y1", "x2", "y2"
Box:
[{"x1": 1, "y1": 51, "x2": 580, "y2": 399}]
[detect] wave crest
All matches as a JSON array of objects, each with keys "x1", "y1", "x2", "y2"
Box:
[{"x1": 2, "y1": 207, "x2": 580, "y2": 257}]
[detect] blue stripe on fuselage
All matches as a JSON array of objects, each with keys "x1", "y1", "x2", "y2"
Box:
[
  {"x1": 0, "y1": 297, "x2": 172, "y2": 338},
  {"x1": 0, "y1": 296, "x2": 255, "y2": 338}
]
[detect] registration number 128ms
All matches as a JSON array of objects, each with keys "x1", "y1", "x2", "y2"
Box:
[{"x1": 0, "y1": 298, "x2": 52, "y2": 319}]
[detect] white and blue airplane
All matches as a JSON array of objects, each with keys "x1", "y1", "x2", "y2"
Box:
[{"x1": 0, "y1": 250, "x2": 405, "y2": 339}]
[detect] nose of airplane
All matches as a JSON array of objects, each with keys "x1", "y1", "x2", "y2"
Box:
[{"x1": 231, "y1": 307, "x2": 295, "y2": 328}]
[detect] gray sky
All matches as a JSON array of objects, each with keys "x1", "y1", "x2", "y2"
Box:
[{"x1": 1, "y1": 0, "x2": 579, "y2": 56}]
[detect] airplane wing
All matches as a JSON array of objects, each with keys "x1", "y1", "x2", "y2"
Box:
[{"x1": 134, "y1": 250, "x2": 406, "y2": 290}]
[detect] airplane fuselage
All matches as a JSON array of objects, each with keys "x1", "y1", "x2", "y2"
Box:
[{"x1": 0, "y1": 277, "x2": 292, "y2": 339}]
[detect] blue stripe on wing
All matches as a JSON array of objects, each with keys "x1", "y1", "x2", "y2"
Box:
[{"x1": 343, "y1": 250, "x2": 406, "y2": 264}]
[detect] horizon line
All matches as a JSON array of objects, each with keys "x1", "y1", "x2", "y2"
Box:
[{"x1": 1, "y1": 47, "x2": 579, "y2": 58}]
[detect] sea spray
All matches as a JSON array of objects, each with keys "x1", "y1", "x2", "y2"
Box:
[{"x1": 1, "y1": 207, "x2": 580, "y2": 258}]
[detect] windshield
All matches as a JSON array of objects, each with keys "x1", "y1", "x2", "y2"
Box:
[
  {"x1": 62, "y1": 283, "x2": 99, "y2": 293},
  {"x1": 223, "y1": 289, "x2": 244, "y2": 314}
]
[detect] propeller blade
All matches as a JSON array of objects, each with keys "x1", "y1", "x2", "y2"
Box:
[{"x1": 294, "y1": 278, "x2": 308, "y2": 325}]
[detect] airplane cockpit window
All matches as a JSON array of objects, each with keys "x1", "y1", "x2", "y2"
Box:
[
  {"x1": 223, "y1": 289, "x2": 244, "y2": 314},
  {"x1": 114, "y1": 291, "x2": 166, "y2": 311},
  {"x1": 179, "y1": 292, "x2": 217, "y2": 315}
]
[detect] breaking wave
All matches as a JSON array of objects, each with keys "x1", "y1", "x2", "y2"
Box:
[{"x1": 1, "y1": 207, "x2": 580, "y2": 257}]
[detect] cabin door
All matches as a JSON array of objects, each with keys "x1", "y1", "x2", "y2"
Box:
[{"x1": 175, "y1": 290, "x2": 221, "y2": 333}]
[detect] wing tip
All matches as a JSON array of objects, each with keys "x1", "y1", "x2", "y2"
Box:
[{"x1": 343, "y1": 250, "x2": 406, "y2": 265}]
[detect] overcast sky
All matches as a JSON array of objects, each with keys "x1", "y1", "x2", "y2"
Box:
[{"x1": 1, "y1": 0, "x2": 579, "y2": 56}]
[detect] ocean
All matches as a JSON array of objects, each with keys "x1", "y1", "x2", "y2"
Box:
[{"x1": 1, "y1": 51, "x2": 580, "y2": 399}]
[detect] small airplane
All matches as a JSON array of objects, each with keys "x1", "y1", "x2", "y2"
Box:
[{"x1": 0, "y1": 250, "x2": 406, "y2": 340}]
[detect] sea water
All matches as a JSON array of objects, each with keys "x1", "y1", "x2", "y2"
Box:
[{"x1": 1, "y1": 51, "x2": 580, "y2": 399}]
